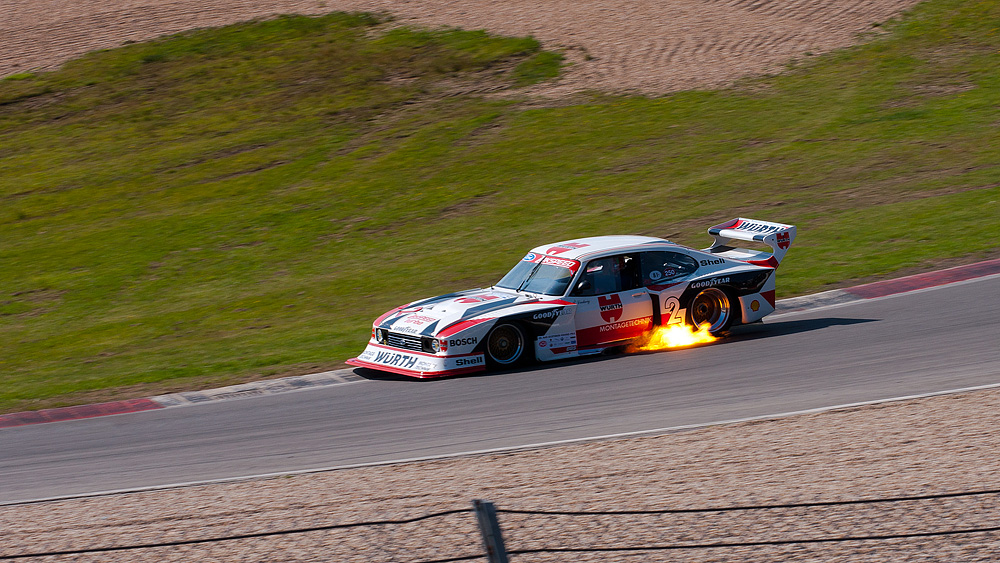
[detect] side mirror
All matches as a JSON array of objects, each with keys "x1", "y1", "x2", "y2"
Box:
[{"x1": 576, "y1": 279, "x2": 592, "y2": 291}]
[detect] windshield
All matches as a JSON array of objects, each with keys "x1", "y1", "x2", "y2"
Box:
[{"x1": 496, "y1": 254, "x2": 579, "y2": 296}]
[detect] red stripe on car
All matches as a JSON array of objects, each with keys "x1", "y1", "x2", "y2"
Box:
[
  {"x1": 761, "y1": 290, "x2": 776, "y2": 307},
  {"x1": 346, "y1": 358, "x2": 485, "y2": 378},
  {"x1": 437, "y1": 318, "x2": 494, "y2": 338},
  {"x1": 747, "y1": 256, "x2": 779, "y2": 269}
]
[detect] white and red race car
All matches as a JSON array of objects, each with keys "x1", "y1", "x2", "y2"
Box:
[{"x1": 348, "y1": 218, "x2": 795, "y2": 378}]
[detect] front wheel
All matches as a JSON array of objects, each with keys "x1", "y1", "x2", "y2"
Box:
[
  {"x1": 688, "y1": 288, "x2": 736, "y2": 334},
  {"x1": 485, "y1": 322, "x2": 529, "y2": 367}
]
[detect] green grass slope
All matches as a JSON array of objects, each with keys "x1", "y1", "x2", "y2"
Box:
[{"x1": 2, "y1": 2, "x2": 998, "y2": 412}]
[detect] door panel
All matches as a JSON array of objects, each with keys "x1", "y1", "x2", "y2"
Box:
[
  {"x1": 572, "y1": 289, "x2": 653, "y2": 347},
  {"x1": 569, "y1": 254, "x2": 653, "y2": 348}
]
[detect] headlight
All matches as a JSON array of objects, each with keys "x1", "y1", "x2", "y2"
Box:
[
  {"x1": 375, "y1": 328, "x2": 386, "y2": 343},
  {"x1": 422, "y1": 337, "x2": 441, "y2": 354}
]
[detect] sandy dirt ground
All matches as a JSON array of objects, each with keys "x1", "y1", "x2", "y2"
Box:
[
  {"x1": 8, "y1": 1, "x2": 996, "y2": 562},
  {"x1": 2, "y1": 0, "x2": 921, "y2": 94},
  {"x1": 4, "y1": 387, "x2": 1000, "y2": 562}
]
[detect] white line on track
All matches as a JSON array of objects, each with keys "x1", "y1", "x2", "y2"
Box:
[
  {"x1": 770, "y1": 271, "x2": 1000, "y2": 319},
  {"x1": 5, "y1": 270, "x2": 998, "y2": 506},
  {"x1": 7, "y1": 378, "x2": 1000, "y2": 507}
]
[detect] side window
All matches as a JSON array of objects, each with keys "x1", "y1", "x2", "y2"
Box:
[
  {"x1": 640, "y1": 251, "x2": 698, "y2": 286},
  {"x1": 573, "y1": 257, "x2": 618, "y2": 296},
  {"x1": 572, "y1": 254, "x2": 642, "y2": 296},
  {"x1": 619, "y1": 254, "x2": 642, "y2": 291}
]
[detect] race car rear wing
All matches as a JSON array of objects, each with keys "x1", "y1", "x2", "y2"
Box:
[{"x1": 705, "y1": 217, "x2": 796, "y2": 267}]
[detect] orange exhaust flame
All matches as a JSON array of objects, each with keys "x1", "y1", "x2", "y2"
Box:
[{"x1": 630, "y1": 323, "x2": 717, "y2": 352}]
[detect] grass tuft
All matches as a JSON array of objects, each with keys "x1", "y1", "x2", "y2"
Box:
[
  {"x1": 1, "y1": 0, "x2": 999, "y2": 412},
  {"x1": 2, "y1": 72, "x2": 35, "y2": 81},
  {"x1": 514, "y1": 50, "x2": 564, "y2": 86}
]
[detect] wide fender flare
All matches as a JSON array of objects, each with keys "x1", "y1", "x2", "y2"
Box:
[
  {"x1": 678, "y1": 270, "x2": 771, "y2": 324},
  {"x1": 472, "y1": 304, "x2": 576, "y2": 352}
]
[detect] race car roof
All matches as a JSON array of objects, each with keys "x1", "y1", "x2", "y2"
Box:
[{"x1": 529, "y1": 235, "x2": 673, "y2": 260}]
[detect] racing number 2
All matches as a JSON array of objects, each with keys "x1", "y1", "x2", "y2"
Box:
[{"x1": 662, "y1": 296, "x2": 685, "y2": 326}]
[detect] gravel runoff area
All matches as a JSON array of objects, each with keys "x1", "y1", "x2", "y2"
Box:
[
  {"x1": 2, "y1": 0, "x2": 921, "y2": 94},
  {"x1": 5, "y1": 1, "x2": 995, "y2": 561},
  {"x1": 4, "y1": 385, "x2": 1000, "y2": 562}
]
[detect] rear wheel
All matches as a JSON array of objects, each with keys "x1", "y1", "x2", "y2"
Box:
[
  {"x1": 485, "y1": 322, "x2": 528, "y2": 367},
  {"x1": 689, "y1": 288, "x2": 735, "y2": 334}
]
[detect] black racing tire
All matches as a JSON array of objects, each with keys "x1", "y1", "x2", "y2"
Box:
[
  {"x1": 485, "y1": 322, "x2": 530, "y2": 368},
  {"x1": 688, "y1": 287, "x2": 736, "y2": 335}
]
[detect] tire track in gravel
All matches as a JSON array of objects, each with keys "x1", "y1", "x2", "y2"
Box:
[{"x1": 2, "y1": 0, "x2": 922, "y2": 95}]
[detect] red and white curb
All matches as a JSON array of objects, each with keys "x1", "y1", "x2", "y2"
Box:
[
  {"x1": 2, "y1": 257, "x2": 999, "y2": 430},
  {"x1": 775, "y1": 257, "x2": 1000, "y2": 314},
  {"x1": 150, "y1": 369, "x2": 363, "y2": 408},
  {"x1": 0, "y1": 398, "x2": 165, "y2": 429},
  {"x1": 0, "y1": 370, "x2": 362, "y2": 429}
]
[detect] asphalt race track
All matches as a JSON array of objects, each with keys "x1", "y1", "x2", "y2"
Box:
[{"x1": 2, "y1": 275, "x2": 998, "y2": 504}]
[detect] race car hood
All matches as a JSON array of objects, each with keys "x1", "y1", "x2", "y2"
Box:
[{"x1": 377, "y1": 288, "x2": 533, "y2": 337}]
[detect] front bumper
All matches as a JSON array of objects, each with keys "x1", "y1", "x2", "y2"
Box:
[{"x1": 346, "y1": 342, "x2": 487, "y2": 378}]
